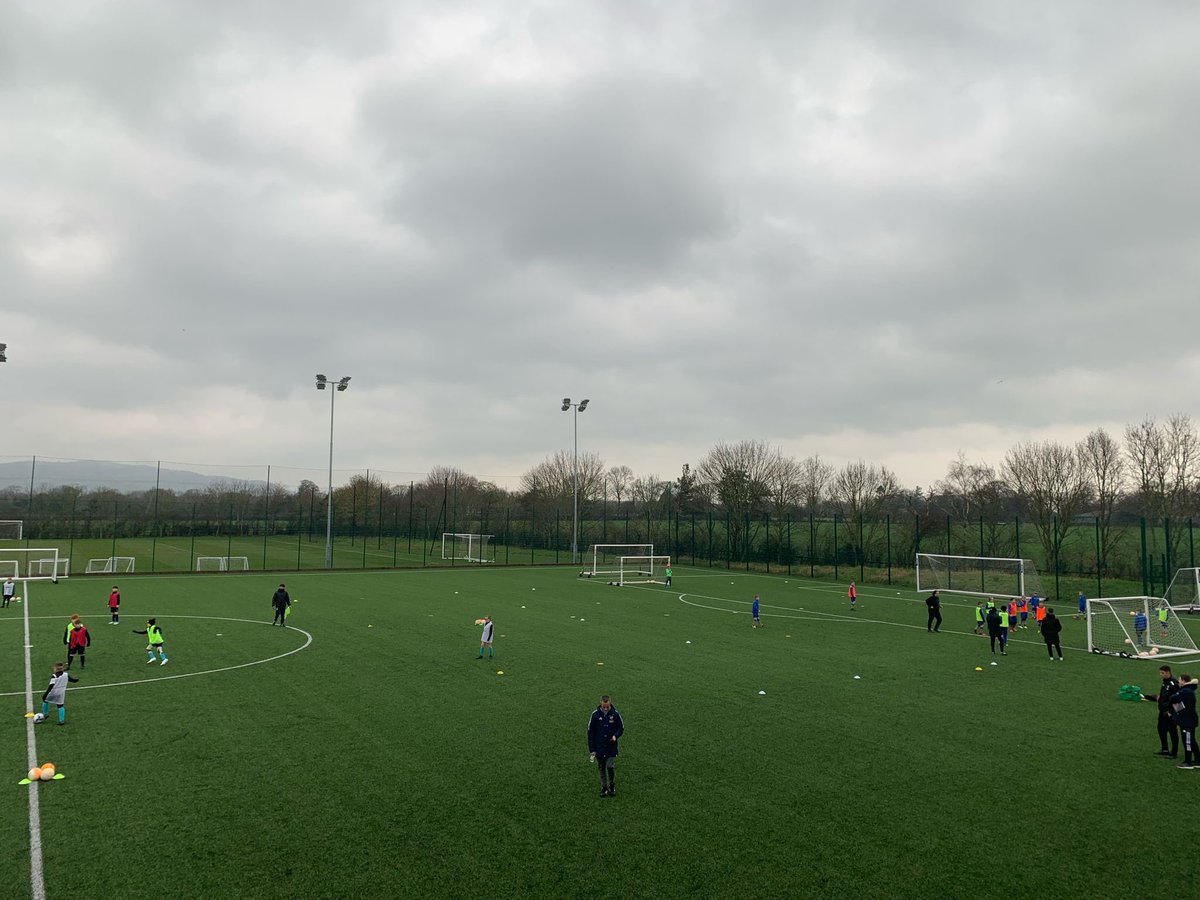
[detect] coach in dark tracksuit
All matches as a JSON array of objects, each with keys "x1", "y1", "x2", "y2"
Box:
[
  {"x1": 587, "y1": 695, "x2": 624, "y2": 798},
  {"x1": 271, "y1": 584, "x2": 291, "y2": 626},
  {"x1": 1041, "y1": 608, "x2": 1064, "y2": 660},
  {"x1": 925, "y1": 590, "x2": 942, "y2": 632},
  {"x1": 1169, "y1": 676, "x2": 1199, "y2": 768},
  {"x1": 1143, "y1": 666, "x2": 1180, "y2": 758},
  {"x1": 986, "y1": 606, "x2": 1004, "y2": 655}
]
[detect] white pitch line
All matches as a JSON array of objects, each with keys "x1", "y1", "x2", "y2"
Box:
[
  {"x1": 22, "y1": 580, "x2": 45, "y2": 900},
  {"x1": 0, "y1": 616, "x2": 312, "y2": 699}
]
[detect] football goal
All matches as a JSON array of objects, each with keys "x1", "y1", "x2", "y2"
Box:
[
  {"x1": 915, "y1": 553, "x2": 1044, "y2": 600},
  {"x1": 0, "y1": 520, "x2": 23, "y2": 540},
  {"x1": 195, "y1": 556, "x2": 250, "y2": 572},
  {"x1": 0, "y1": 548, "x2": 65, "y2": 582},
  {"x1": 583, "y1": 544, "x2": 654, "y2": 578},
  {"x1": 1087, "y1": 596, "x2": 1200, "y2": 659},
  {"x1": 86, "y1": 557, "x2": 136, "y2": 574},
  {"x1": 441, "y1": 533, "x2": 495, "y2": 563},
  {"x1": 614, "y1": 555, "x2": 671, "y2": 586},
  {"x1": 1166, "y1": 568, "x2": 1200, "y2": 614}
]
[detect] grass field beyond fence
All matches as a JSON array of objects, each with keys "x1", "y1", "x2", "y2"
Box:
[{"x1": 2, "y1": 566, "x2": 1197, "y2": 899}]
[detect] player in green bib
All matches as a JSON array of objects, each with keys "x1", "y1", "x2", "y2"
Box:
[{"x1": 133, "y1": 618, "x2": 169, "y2": 666}]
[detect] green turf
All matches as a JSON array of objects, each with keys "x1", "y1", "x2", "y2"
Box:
[{"x1": 2, "y1": 566, "x2": 1197, "y2": 898}]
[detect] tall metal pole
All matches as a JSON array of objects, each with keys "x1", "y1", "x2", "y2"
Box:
[
  {"x1": 325, "y1": 386, "x2": 335, "y2": 569},
  {"x1": 561, "y1": 397, "x2": 588, "y2": 565}
]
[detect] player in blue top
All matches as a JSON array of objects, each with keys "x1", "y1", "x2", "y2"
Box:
[
  {"x1": 1075, "y1": 591, "x2": 1087, "y2": 621},
  {"x1": 1134, "y1": 610, "x2": 1148, "y2": 646},
  {"x1": 751, "y1": 595, "x2": 762, "y2": 628}
]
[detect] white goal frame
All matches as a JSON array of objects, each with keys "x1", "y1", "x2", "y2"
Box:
[
  {"x1": 1166, "y1": 568, "x2": 1200, "y2": 614},
  {"x1": 616, "y1": 555, "x2": 672, "y2": 586},
  {"x1": 441, "y1": 533, "x2": 495, "y2": 563},
  {"x1": 86, "y1": 556, "x2": 136, "y2": 574},
  {"x1": 915, "y1": 553, "x2": 1044, "y2": 600},
  {"x1": 585, "y1": 544, "x2": 654, "y2": 577},
  {"x1": 1087, "y1": 596, "x2": 1200, "y2": 659},
  {"x1": 0, "y1": 519, "x2": 23, "y2": 540},
  {"x1": 0, "y1": 548, "x2": 65, "y2": 582},
  {"x1": 195, "y1": 556, "x2": 250, "y2": 572}
]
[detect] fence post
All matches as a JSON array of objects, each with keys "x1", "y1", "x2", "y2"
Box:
[
  {"x1": 1095, "y1": 516, "x2": 1102, "y2": 600},
  {"x1": 1140, "y1": 516, "x2": 1149, "y2": 595},
  {"x1": 833, "y1": 515, "x2": 839, "y2": 580},
  {"x1": 886, "y1": 514, "x2": 892, "y2": 585},
  {"x1": 858, "y1": 513, "x2": 865, "y2": 583}
]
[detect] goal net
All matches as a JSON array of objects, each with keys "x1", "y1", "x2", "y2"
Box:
[
  {"x1": 1087, "y1": 596, "x2": 1200, "y2": 659},
  {"x1": 616, "y1": 555, "x2": 671, "y2": 586},
  {"x1": 441, "y1": 533, "x2": 495, "y2": 563},
  {"x1": 584, "y1": 544, "x2": 654, "y2": 577},
  {"x1": 0, "y1": 548, "x2": 65, "y2": 582},
  {"x1": 0, "y1": 520, "x2": 23, "y2": 540},
  {"x1": 1166, "y1": 568, "x2": 1200, "y2": 614},
  {"x1": 915, "y1": 553, "x2": 1044, "y2": 600},
  {"x1": 195, "y1": 556, "x2": 250, "y2": 572},
  {"x1": 86, "y1": 557, "x2": 136, "y2": 574}
]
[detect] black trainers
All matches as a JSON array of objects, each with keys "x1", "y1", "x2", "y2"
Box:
[{"x1": 1156, "y1": 750, "x2": 1172, "y2": 756}]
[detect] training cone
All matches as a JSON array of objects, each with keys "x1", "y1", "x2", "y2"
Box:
[{"x1": 974, "y1": 667, "x2": 983, "y2": 671}]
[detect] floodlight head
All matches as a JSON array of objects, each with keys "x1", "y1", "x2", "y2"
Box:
[
  {"x1": 336, "y1": 376, "x2": 351, "y2": 391},
  {"x1": 315, "y1": 374, "x2": 328, "y2": 390},
  {"x1": 0, "y1": 343, "x2": 6, "y2": 363},
  {"x1": 561, "y1": 398, "x2": 570, "y2": 411},
  {"x1": 578, "y1": 399, "x2": 589, "y2": 412}
]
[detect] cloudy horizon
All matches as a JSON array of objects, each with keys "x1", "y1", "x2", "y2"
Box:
[{"x1": 3, "y1": 1, "x2": 1198, "y2": 494}]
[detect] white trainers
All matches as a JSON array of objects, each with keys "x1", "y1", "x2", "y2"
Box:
[
  {"x1": 160, "y1": 658, "x2": 169, "y2": 666},
  {"x1": 146, "y1": 658, "x2": 156, "y2": 664}
]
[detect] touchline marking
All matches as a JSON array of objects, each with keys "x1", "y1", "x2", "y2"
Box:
[
  {"x1": 0, "y1": 616, "x2": 312, "y2": 699},
  {"x1": 22, "y1": 581, "x2": 45, "y2": 900}
]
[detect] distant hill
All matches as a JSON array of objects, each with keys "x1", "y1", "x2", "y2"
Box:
[{"x1": 0, "y1": 459, "x2": 268, "y2": 493}]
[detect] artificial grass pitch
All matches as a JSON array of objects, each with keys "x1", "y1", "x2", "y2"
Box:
[{"x1": 1, "y1": 567, "x2": 1195, "y2": 899}]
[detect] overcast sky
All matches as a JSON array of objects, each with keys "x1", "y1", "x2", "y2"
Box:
[{"x1": 2, "y1": 1, "x2": 1198, "y2": 493}]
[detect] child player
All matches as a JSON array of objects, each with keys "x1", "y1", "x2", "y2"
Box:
[
  {"x1": 848, "y1": 582, "x2": 857, "y2": 610},
  {"x1": 64, "y1": 615, "x2": 91, "y2": 670},
  {"x1": 133, "y1": 618, "x2": 169, "y2": 665},
  {"x1": 1008, "y1": 599, "x2": 1019, "y2": 634},
  {"x1": 477, "y1": 616, "x2": 494, "y2": 659},
  {"x1": 108, "y1": 585, "x2": 120, "y2": 625},
  {"x1": 973, "y1": 601, "x2": 985, "y2": 635},
  {"x1": 752, "y1": 595, "x2": 762, "y2": 628},
  {"x1": 1075, "y1": 591, "x2": 1086, "y2": 621},
  {"x1": 1018, "y1": 595, "x2": 1029, "y2": 630},
  {"x1": 38, "y1": 661, "x2": 79, "y2": 725}
]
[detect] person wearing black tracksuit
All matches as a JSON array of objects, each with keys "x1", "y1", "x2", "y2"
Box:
[
  {"x1": 587, "y1": 696, "x2": 624, "y2": 798},
  {"x1": 925, "y1": 590, "x2": 942, "y2": 633},
  {"x1": 1168, "y1": 676, "x2": 1198, "y2": 769},
  {"x1": 986, "y1": 606, "x2": 1005, "y2": 656},
  {"x1": 1143, "y1": 667, "x2": 1180, "y2": 759},
  {"x1": 1041, "y1": 608, "x2": 1064, "y2": 660}
]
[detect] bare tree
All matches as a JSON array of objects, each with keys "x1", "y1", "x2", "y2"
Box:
[
  {"x1": 765, "y1": 453, "x2": 804, "y2": 518},
  {"x1": 630, "y1": 474, "x2": 666, "y2": 510},
  {"x1": 696, "y1": 440, "x2": 780, "y2": 557},
  {"x1": 797, "y1": 454, "x2": 833, "y2": 515},
  {"x1": 933, "y1": 452, "x2": 997, "y2": 521},
  {"x1": 828, "y1": 460, "x2": 902, "y2": 563},
  {"x1": 1078, "y1": 428, "x2": 1127, "y2": 573},
  {"x1": 1124, "y1": 414, "x2": 1199, "y2": 569},
  {"x1": 606, "y1": 465, "x2": 633, "y2": 510},
  {"x1": 1001, "y1": 440, "x2": 1089, "y2": 570},
  {"x1": 521, "y1": 450, "x2": 605, "y2": 505}
]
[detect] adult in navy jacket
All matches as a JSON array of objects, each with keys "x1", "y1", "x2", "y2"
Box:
[{"x1": 587, "y1": 695, "x2": 624, "y2": 798}]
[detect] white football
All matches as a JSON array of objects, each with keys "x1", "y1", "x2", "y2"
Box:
[{"x1": 32, "y1": 713, "x2": 45, "y2": 723}]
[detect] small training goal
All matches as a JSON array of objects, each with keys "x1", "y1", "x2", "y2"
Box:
[
  {"x1": 610, "y1": 555, "x2": 671, "y2": 586},
  {"x1": 0, "y1": 548, "x2": 66, "y2": 582},
  {"x1": 86, "y1": 557, "x2": 136, "y2": 574},
  {"x1": 441, "y1": 533, "x2": 495, "y2": 563},
  {"x1": 915, "y1": 553, "x2": 1044, "y2": 599},
  {"x1": 195, "y1": 556, "x2": 250, "y2": 572},
  {"x1": 1087, "y1": 596, "x2": 1200, "y2": 659},
  {"x1": 582, "y1": 544, "x2": 654, "y2": 578}
]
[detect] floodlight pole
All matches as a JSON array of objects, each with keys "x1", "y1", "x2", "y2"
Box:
[
  {"x1": 316, "y1": 375, "x2": 352, "y2": 568},
  {"x1": 561, "y1": 398, "x2": 590, "y2": 565}
]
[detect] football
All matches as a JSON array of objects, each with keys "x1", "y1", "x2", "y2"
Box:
[{"x1": 32, "y1": 712, "x2": 45, "y2": 723}]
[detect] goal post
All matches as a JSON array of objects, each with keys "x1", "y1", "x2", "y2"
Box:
[
  {"x1": 915, "y1": 553, "x2": 1044, "y2": 600},
  {"x1": 195, "y1": 556, "x2": 250, "y2": 572},
  {"x1": 1087, "y1": 596, "x2": 1200, "y2": 659},
  {"x1": 584, "y1": 544, "x2": 654, "y2": 577},
  {"x1": 441, "y1": 533, "x2": 495, "y2": 563},
  {"x1": 0, "y1": 520, "x2": 23, "y2": 540},
  {"x1": 1166, "y1": 568, "x2": 1200, "y2": 614},
  {"x1": 86, "y1": 557, "x2": 135, "y2": 574},
  {"x1": 0, "y1": 548, "x2": 65, "y2": 582},
  {"x1": 617, "y1": 555, "x2": 672, "y2": 586}
]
